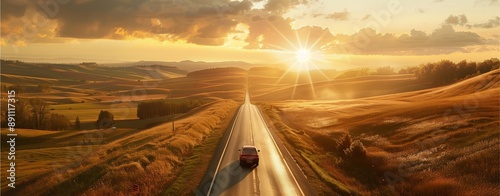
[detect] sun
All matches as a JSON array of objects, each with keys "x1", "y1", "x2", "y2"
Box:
[{"x1": 296, "y1": 49, "x2": 311, "y2": 63}]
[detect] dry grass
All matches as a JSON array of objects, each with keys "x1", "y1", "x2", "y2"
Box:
[
  {"x1": 1, "y1": 62, "x2": 246, "y2": 194},
  {"x1": 1, "y1": 100, "x2": 238, "y2": 195},
  {"x1": 259, "y1": 70, "x2": 500, "y2": 195},
  {"x1": 165, "y1": 105, "x2": 240, "y2": 195}
]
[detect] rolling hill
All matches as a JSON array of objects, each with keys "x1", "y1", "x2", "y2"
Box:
[{"x1": 260, "y1": 69, "x2": 500, "y2": 195}]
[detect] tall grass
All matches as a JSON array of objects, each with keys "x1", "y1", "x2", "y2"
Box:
[{"x1": 16, "y1": 100, "x2": 238, "y2": 195}]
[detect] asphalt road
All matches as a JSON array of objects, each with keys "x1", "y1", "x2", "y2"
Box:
[{"x1": 196, "y1": 93, "x2": 315, "y2": 196}]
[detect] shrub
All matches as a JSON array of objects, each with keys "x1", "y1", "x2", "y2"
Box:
[
  {"x1": 344, "y1": 140, "x2": 367, "y2": 161},
  {"x1": 336, "y1": 133, "x2": 352, "y2": 157}
]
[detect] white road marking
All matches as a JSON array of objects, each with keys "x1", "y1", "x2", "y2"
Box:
[{"x1": 252, "y1": 169, "x2": 258, "y2": 196}]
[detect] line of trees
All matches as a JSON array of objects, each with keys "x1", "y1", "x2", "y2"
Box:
[
  {"x1": 335, "y1": 58, "x2": 499, "y2": 83},
  {"x1": 1, "y1": 97, "x2": 72, "y2": 131},
  {"x1": 137, "y1": 99, "x2": 205, "y2": 119},
  {"x1": 402, "y1": 58, "x2": 499, "y2": 85}
]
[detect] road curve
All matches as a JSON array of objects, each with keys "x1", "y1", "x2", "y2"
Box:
[{"x1": 196, "y1": 93, "x2": 315, "y2": 196}]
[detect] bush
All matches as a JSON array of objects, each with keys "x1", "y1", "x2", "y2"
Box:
[
  {"x1": 336, "y1": 133, "x2": 367, "y2": 162},
  {"x1": 344, "y1": 140, "x2": 367, "y2": 161},
  {"x1": 336, "y1": 133, "x2": 352, "y2": 157}
]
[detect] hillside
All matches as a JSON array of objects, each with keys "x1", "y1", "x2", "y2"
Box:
[
  {"x1": 103, "y1": 60, "x2": 254, "y2": 72},
  {"x1": 0, "y1": 60, "x2": 246, "y2": 104},
  {"x1": 249, "y1": 69, "x2": 432, "y2": 101},
  {"x1": 260, "y1": 70, "x2": 500, "y2": 195},
  {"x1": 1, "y1": 60, "x2": 187, "y2": 84}
]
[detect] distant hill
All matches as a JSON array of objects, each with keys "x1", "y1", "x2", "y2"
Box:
[
  {"x1": 0, "y1": 60, "x2": 188, "y2": 86},
  {"x1": 104, "y1": 60, "x2": 255, "y2": 72},
  {"x1": 0, "y1": 60, "x2": 247, "y2": 104}
]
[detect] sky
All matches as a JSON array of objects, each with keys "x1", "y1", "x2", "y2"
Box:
[{"x1": 1, "y1": 0, "x2": 499, "y2": 69}]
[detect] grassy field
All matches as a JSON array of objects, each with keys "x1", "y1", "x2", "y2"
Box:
[
  {"x1": 0, "y1": 61, "x2": 247, "y2": 195},
  {"x1": 1, "y1": 99, "x2": 239, "y2": 195},
  {"x1": 2, "y1": 60, "x2": 499, "y2": 195},
  {"x1": 259, "y1": 69, "x2": 500, "y2": 195}
]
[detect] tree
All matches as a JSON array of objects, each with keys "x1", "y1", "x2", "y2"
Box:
[
  {"x1": 432, "y1": 60, "x2": 457, "y2": 85},
  {"x1": 96, "y1": 110, "x2": 114, "y2": 129},
  {"x1": 75, "y1": 116, "x2": 81, "y2": 130},
  {"x1": 456, "y1": 60, "x2": 476, "y2": 80},
  {"x1": 477, "y1": 58, "x2": 500, "y2": 74},
  {"x1": 30, "y1": 98, "x2": 49, "y2": 130},
  {"x1": 3, "y1": 98, "x2": 32, "y2": 128},
  {"x1": 16, "y1": 99, "x2": 32, "y2": 128},
  {"x1": 46, "y1": 113, "x2": 71, "y2": 131}
]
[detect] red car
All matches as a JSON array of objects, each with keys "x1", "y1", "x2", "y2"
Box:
[{"x1": 239, "y1": 145, "x2": 260, "y2": 167}]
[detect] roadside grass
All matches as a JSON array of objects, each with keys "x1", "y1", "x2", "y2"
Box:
[
  {"x1": 258, "y1": 104, "x2": 358, "y2": 195},
  {"x1": 300, "y1": 152, "x2": 353, "y2": 195},
  {"x1": 165, "y1": 105, "x2": 240, "y2": 195}
]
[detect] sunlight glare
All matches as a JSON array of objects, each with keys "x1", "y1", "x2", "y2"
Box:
[{"x1": 296, "y1": 49, "x2": 311, "y2": 63}]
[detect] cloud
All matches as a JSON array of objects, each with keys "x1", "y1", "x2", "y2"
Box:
[
  {"x1": 416, "y1": 8, "x2": 426, "y2": 13},
  {"x1": 444, "y1": 14, "x2": 468, "y2": 26},
  {"x1": 313, "y1": 10, "x2": 350, "y2": 21},
  {"x1": 1, "y1": 0, "x2": 496, "y2": 56},
  {"x1": 475, "y1": 0, "x2": 500, "y2": 5},
  {"x1": 0, "y1": 0, "x2": 29, "y2": 22},
  {"x1": 443, "y1": 15, "x2": 500, "y2": 29},
  {"x1": 361, "y1": 14, "x2": 371, "y2": 21},
  {"x1": 1, "y1": 0, "x2": 254, "y2": 46},
  {"x1": 243, "y1": 11, "x2": 333, "y2": 50},
  {"x1": 472, "y1": 16, "x2": 500, "y2": 28},
  {"x1": 327, "y1": 25, "x2": 497, "y2": 55},
  {"x1": 264, "y1": 0, "x2": 311, "y2": 13}
]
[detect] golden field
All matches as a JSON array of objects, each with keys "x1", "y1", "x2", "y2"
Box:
[
  {"x1": 258, "y1": 69, "x2": 499, "y2": 195},
  {"x1": 1, "y1": 60, "x2": 499, "y2": 195}
]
